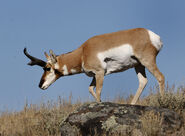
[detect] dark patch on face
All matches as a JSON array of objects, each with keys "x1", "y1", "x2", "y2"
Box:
[
  {"x1": 54, "y1": 69, "x2": 63, "y2": 77},
  {"x1": 39, "y1": 78, "x2": 45, "y2": 88},
  {"x1": 39, "y1": 69, "x2": 48, "y2": 88}
]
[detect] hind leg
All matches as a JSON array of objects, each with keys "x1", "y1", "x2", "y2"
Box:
[
  {"x1": 147, "y1": 63, "x2": 165, "y2": 96},
  {"x1": 131, "y1": 64, "x2": 148, "y2": 105},
  {"x1": 140, "y1": 58, "x2": 165, "y2": 96}
]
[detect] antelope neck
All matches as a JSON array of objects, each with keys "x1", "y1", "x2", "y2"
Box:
[{"x1": 56, "y1": 48, "x2": 83, "y2": 76}]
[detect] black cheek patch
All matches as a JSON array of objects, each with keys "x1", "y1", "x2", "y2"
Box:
[{"x1": 54, "y1": 69, "x2": 63, "y2": 76}]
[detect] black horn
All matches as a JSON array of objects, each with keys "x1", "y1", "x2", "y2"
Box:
[{"x1": 23, "y1": 48, "x2": 46, "y2": 67}]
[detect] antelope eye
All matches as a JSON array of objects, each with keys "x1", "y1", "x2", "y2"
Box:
[{"x1": 43, "y1": 67, "x2": 51, "y2": 71}]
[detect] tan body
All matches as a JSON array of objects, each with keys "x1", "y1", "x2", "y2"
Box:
[{"x1": 24, "y1": 28, "x2": 165, "y2": 104}]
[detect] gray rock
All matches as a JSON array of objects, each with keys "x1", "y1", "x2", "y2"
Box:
[{"x1": 61, "y1": 102, "x2": 183, "y2": 136}]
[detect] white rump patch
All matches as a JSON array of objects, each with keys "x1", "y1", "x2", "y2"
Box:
[
  {"x1": 97, "y1": 44, "x2": 138, "y2": 75},
  {"x1": 62, "y1": 65, "x2": 68, "y2": 75},
  {"x1": 148, "y1": 30, "x2": 163, "y2": 51},
  {"x1": 71, "y1": 69, "x2": 77, "y2": 74}
]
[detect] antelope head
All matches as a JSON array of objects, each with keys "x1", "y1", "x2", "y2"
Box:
[{"x1": 24, "y1": 48, "x2": 61, "y2": 90}]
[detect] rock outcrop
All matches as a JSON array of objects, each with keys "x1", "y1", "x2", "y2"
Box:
[{"x1": 61, "y1": 102, "x2": 183, "y2": 136}]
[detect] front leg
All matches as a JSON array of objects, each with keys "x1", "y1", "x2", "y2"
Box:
[
  {"x1": 95, "y1": 70, "x2": 104, "y2": 102},
  {"x1": 89, "y1": 77, "x2": 97, "y2": 100}
]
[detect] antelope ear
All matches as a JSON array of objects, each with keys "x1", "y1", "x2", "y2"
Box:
[
  {"x1": 49, "y1": 50, "x2": 57, "y2": 64},
  {"x1": 44, "y1": 52, "x2": 50, "y2": 60}
]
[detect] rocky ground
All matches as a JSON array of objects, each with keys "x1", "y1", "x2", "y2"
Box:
[{"x1": 61, "y1": 102, "x2": 184, "y2": 136}]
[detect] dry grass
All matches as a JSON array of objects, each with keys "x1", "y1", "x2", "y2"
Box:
[
  {"x1": 140, "y1": 111, "x2": 163, "y2": 136},
  {"x1": 0, "y1": 85, "x2": 184, "y2": 136},
  {"x1": 115, "y1": 84, "x2": 185, "y2": 136},
  {"x1": 0, "y1": 96, "x2": 82, "y2": 136}
]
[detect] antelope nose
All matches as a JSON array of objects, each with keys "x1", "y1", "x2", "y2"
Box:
[
  {"x1": 39, "y1": 83, "x2": 43, "y2": 89},
  {"x1": 39, "y1": 79, "x2": 45, "y2": 89},
  {"x1": 39, "y1": 83, "x2": 42, "y2": 88}
]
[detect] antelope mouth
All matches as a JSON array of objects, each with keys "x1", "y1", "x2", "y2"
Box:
[
  {"x1": 40, "y1": 86, "x2": 48, "y2": 90},
  {"x1": 39, "y1": 81, "x2": 49, "y2": 90}
]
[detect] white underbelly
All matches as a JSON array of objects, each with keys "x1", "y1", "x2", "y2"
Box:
[
  {"x1": 105, "y1": 57, "x2": 138, "y2": 75},
  {"x1": 97, "y1": 44, "x2": 138, "y2": 75}
]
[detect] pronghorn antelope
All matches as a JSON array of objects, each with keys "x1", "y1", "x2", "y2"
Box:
[{"x1": 24, "y1": 28, "x2": 165, "y2": 104}]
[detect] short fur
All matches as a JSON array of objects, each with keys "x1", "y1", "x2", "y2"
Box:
[{"x1": 25, "y1": 28, "x2": 165, "y2": 104}]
